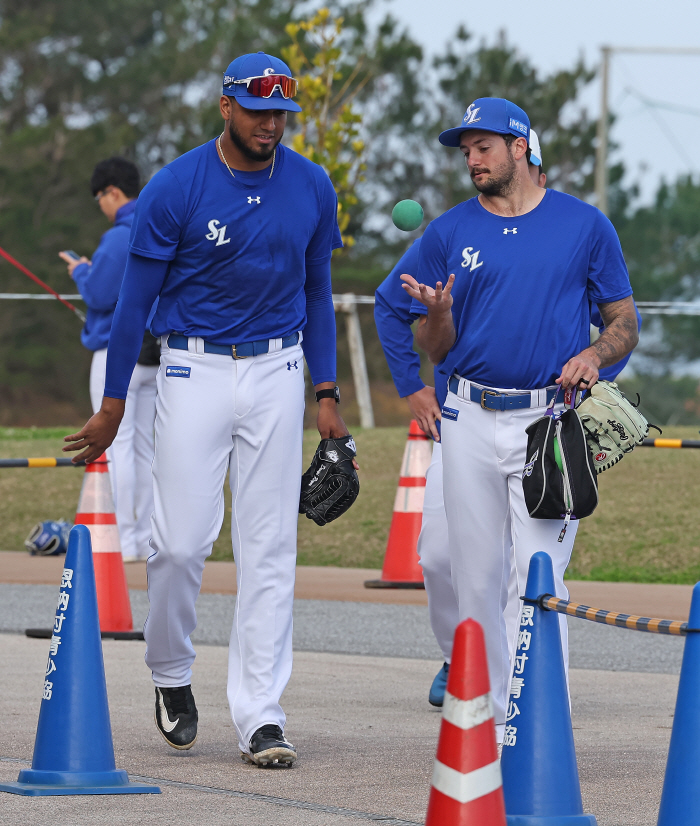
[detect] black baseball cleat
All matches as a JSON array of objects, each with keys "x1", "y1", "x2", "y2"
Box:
[
  {"x1": 241, "y1": 724, "x2": 297, "y2": 767},
  {"x1": 154, "y1": 685, "x2": 198, "y2": 750}
]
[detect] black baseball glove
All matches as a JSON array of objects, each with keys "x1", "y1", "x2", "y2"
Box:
[{"x1": 299, "y1": 436, "x2": 360, "y2": 526}]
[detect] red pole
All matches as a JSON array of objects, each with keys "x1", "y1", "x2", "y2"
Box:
[{"x1": 0, "y1": 245, "x2": 86, "y2": 322}]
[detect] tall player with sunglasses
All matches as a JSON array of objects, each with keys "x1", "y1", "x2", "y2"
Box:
[{"x1": 64, "y1": 52, "x2": 350, "y2": 767}]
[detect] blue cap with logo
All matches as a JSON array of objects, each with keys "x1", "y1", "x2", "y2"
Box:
[
  {"x1": 222, "y1": 51, "x2": 302, "y2": 113},
  {"x1": 439, "y1": 97, "x2": 530, "y2": 147}
]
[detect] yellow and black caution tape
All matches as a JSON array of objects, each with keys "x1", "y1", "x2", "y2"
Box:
[
  {"x1": 538, "y1": 594, "x2": 688, "y2": 636},
  {"x1": 642, "y1": 438, "x2": 700, "y2": 449},
  {"x1": 0, "y1": 458, "x2": 82, "y2": 468}
]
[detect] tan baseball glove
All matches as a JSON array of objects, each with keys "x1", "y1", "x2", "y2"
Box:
[{"x1": 577, "y1": 380, "x2": 649, "y2": 473}]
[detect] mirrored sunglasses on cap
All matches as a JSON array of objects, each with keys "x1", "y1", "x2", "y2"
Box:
[{"x1": 232, "y1": 74, "x2": 298, "y2": 99}]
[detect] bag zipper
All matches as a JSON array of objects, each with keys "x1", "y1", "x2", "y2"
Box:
[{"x1": 555, "y1": 418, "x2": 573, "y2": 543}]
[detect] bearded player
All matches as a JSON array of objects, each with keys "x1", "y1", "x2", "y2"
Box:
[
  {"x1": 65, "y1": 52, "x2": 350, "y2": 767},
  {"x1": 402, "y1": 98, "x2": 639, "y2": 743},
  {"x1": 377, "y1": 128, "x2": 639, "y2": 708}
]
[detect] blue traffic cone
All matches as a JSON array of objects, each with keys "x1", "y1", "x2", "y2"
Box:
[
  {"x1": 0, "y1": 525, "x2": 159, "y2": 796},
  {"x1": 501, "y1": 551, "x2": 596, "y2": 825},
  {"x1": 657, "y1": 581, "x2": 700, "y2": 824}
]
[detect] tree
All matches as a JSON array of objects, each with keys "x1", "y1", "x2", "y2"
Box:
[
  {"x1": 0, "y1": 0, "x2": 302, "y2": 422},
  {"x1": 613, "y1": 174, "x2": 700, "y2": 376},
  {"x1": 282, "y1": 8, "x2": 368, "y2": 249},
  {"x1": 350, "y1": 28, "x2": 628, "y2": 263}
]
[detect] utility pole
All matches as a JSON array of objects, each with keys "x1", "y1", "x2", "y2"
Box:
[
  {"x1": 594, "y1": 46, "x2": 611, "y2": 215},
  {"x1": 595, "y1": 46, "x2": 700, "y2": 216}
]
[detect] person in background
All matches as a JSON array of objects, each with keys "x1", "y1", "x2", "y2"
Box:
[{"x1": 59, "y1": 157, "x2": 159, "y2": 562}]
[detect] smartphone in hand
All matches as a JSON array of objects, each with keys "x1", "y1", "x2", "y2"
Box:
[{"x1": 60, "y1": 250, "x2": 82, "y2": 261}]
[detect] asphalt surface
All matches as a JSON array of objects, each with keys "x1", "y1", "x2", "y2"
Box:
[
  {"x1": 0, "y1": 583, "x2": 688, "y2": 825},
  {"x1": 0, "y1": 632, "x2": 681, "y2": 826},
  {"x1": 0, "y1": 582, "x2": 686, "y2": 671}
]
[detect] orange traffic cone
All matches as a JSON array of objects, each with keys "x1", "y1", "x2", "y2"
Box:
[
  {"x1": 74, "y1": 454, "x2": 141, "y2": 639},
  {"x1": 365, "y1": 420, "x2": 430, "y2": 588},
  {"x1": 426, "y1": 618, "x2": 506, "y2": 826}
]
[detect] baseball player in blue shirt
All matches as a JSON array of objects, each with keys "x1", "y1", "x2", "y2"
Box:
[
  {"x1": 64, "y1": 52, "x2": 350, "y2": 767},
  {"x1": 376, "y1": 131, "x2": 641, "y2": 709},
  {"x1": 401, "y1": 98, "x2": 639, "y2": 743},
  {"x1": 59, "y1": 158, "x2": 159, "y2": 562}
]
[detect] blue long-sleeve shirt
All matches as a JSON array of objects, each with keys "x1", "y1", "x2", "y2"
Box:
[
  {"x1": 375, "y1": 239, "x2": 449, "y2": 410},
  {"x1": 71, "y1": 200, "x2": 137, "y2": 351}
]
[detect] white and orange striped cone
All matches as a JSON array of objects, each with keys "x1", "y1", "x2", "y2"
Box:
[
  {"x1": 426, "y1": 618, "x2": 506, "y2": 826},
  {"x1": 74, "y1": 453, "x2": 139, "y2": 638},
  {"x1": 365, "y1": 420, "x2": 430, "y2": 588}
]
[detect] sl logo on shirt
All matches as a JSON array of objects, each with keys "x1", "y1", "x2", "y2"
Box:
[
  {"x1": 461, "y1": 246, "x2": 484, "y2": 272},
  {"x1": 205, "y1": 219, "x2": 231, "y2": 247},
  {"x1": 166, "y1": 366, "x2": 191, "y2": 378}
]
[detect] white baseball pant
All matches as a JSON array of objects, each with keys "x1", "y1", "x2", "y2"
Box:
[
  {"x1": 417, "y1": 441, "x2": 523, "y2": 667},
  {"x1": 90, "y1": 347, "x2": 157, "y2": 560},
  {"x1": 441, "y1": 384, "x2": 577, "y2": 740},
  {"x1": 143, "y1": 338, "x2": 305, "y2": 754}
]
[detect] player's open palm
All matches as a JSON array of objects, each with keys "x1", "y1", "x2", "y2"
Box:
[{"x1": 400, "y1": 273, "x2": 455, "y2": 314}]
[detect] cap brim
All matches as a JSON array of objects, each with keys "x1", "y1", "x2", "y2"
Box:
[
  {"x1": 438, "y1": 124, "x2": 509, "y2": 147},
  {"x1": 529, "y1": 153, "x2": 542, "y2": 167},
  {"x1": 227, "y1": 92, "x2": 302, "y2": 113}
]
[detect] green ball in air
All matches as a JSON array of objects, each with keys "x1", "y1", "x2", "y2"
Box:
[{"x1": 392, "y1": 199, "x2": 424, "y2": 232}]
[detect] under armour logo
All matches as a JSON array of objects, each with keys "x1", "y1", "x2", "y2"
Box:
[
  {"x1": 287, "y1": 360, "x2": 298, "y2": 371},
  {"x1": 463, "y1": 103, "x2": 481, "y2": 125},
  {"x1": 461, "y1": 246, "x2": 484, "y2": 271},
  {"x1": 503, "y1": 228, "x2": 517, "y2": 235},
  {"x1": 205, "y1": 219, "x2": 231, "y2": 246},
  {"x1": 247, "y1": 196, "x2": 261, "y2": 204}
]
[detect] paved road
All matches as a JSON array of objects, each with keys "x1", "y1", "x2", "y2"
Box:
[
  {"x1": 0, "y1": 634, "x2": 678, "y2": 826},
  {"x1": 0, "y1": 583, "x2": 686, "y2": 672}
]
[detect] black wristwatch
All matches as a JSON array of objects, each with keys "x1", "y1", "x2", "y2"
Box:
[{"x1": 315, "y1": 386, "x2": 340, "y2": 404}]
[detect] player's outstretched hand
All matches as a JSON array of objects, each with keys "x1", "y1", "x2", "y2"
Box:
[
  {"x1": 317, "y1": 401, "x2": 359, "y2": 469},
  {"x1": 557, "y1": 349, "x2": 601, "y2": 391},
  {"x1": 63, "y1": 398, "x2": 126, "y2": 464},
  {"x1": 406, "y1": 386, "x2": 442, "y2": 441},
  {"x1": 400, "y1": 273, "x2": 455, "y2": 313}
]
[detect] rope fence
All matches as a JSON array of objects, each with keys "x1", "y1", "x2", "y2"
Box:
[
  {"x1": 642, "y1": 438, "x2": 700, "y2": 449},
  {"x1": 0, "y1": 458, "x2": 82, "y2": 468},
  {"x1": 534, "y1": 593, "x2": 692, "y2": 636}
]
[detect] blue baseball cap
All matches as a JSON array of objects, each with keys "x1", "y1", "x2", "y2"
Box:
[
  {"x1": 222, "y1": 52, "x2": 302, "y2": 113},
  {"x1": 439, "y1": 97, "x2": 530, "y2": 147}
]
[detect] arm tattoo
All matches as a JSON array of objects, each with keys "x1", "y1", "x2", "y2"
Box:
[{"x1": 592, "y1": 298, "x2": 639, "y2": 368}]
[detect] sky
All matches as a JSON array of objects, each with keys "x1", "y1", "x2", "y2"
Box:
[{"x1": 369, "y1": 0, "x2": 700, "y2": 206}]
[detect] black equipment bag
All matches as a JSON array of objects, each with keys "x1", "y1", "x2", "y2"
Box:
[
  {"x1": 137, "y1": 332, "x2": 161, "y2": 366},
  {"x1": 522, "y1": 407, "x2": 598, "y2": 542}
]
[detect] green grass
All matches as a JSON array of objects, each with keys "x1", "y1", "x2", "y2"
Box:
[
  {"x1": 0, "y1": 426, "x2": 408, "y2": 569},
  {"x1": 2, "y1": 425, "x2": 700, "y2": 581}
]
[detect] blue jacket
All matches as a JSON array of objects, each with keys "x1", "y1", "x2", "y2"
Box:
[{"x1": 72, "y1": 200, "x2": 137, "y2": 351}]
